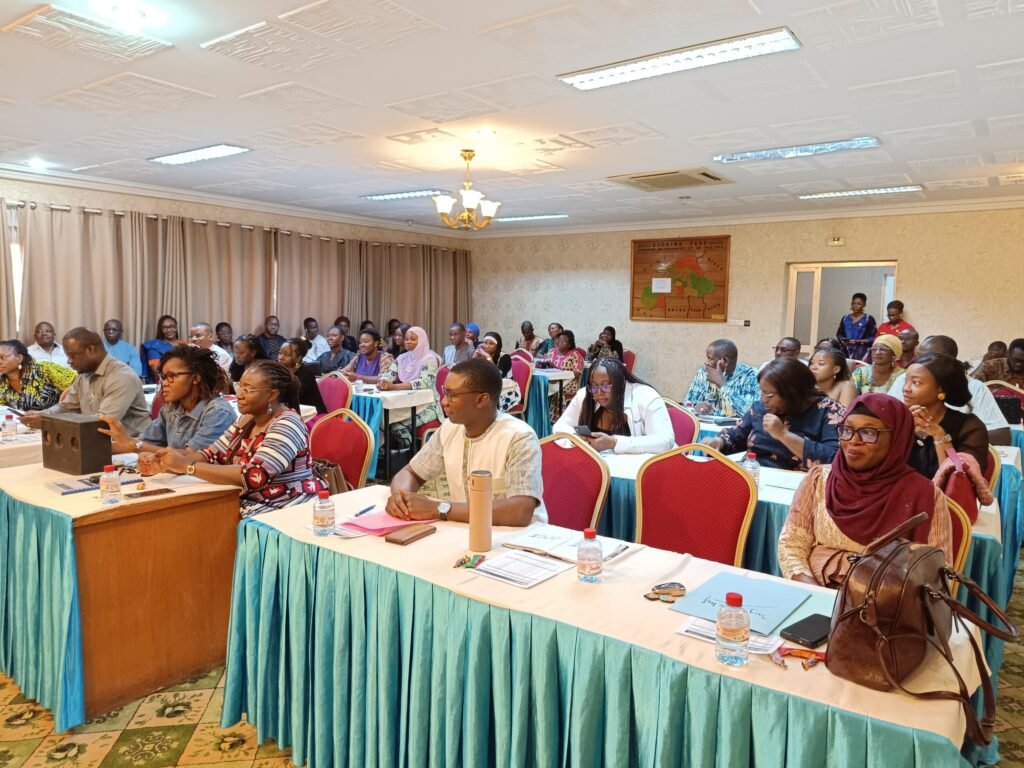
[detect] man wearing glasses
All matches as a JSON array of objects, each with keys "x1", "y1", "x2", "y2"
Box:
[
  {"x1": 20, "y1": 327, "x2": 150, "y2": 435},
  {"x1": 385, "y1": 357, "x2": 545, "y2": 526}
]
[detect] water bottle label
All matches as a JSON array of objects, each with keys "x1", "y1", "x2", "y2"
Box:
[{"x1": 717, "y1": 625, "x2": 749, "y2": 642}]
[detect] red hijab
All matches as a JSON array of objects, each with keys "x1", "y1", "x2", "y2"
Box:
[{"x1": 825, "y1": 393, "x2": 937, "y2": 545}]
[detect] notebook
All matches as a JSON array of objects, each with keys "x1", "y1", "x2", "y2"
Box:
[{"x1": 669, "y1": 572, "x2": 811, "y2": 636}]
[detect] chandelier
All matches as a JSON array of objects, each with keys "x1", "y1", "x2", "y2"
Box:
[{"x1": 433, "y1": 149, "x2": 501, "y2": 230}]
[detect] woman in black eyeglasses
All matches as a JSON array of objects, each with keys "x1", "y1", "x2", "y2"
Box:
[
  {"x1": 701, "y1": 357, "x2": 844, "y2": 469},
  {"x1": 778, "y1": 393, "x2": 951, "y2": 586},
  {"x1": 552, "y1": 357, "x2": 673, "y2": 454}
]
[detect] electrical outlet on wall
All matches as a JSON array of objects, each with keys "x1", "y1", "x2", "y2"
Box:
[{"x1": 726, "y1": 319, "x2": 751, "y2": 327}]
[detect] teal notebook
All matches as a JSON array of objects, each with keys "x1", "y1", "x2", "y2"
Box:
[{"x1": 670, "y1": 572, "x2": 812, "y2": 636}]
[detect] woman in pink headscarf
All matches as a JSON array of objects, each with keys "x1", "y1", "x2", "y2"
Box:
[
  {"x1": 777, "y1": 393, "x2": 952, "y2": 587},
  {"x1": 377, "y1": 326, "x2": 442, "y2": 449}
]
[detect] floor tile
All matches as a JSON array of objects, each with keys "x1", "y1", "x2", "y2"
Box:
[
  {"x1": 127, "y1": 693, "x2": 213, "y2": 731},
  {"x1": 199, "y1": 692, "x2": 223, "y2": 725},
  {"x1": 0, "y1": 739, "x2": 45, "y2": 768},
  {"x1": 73, "y1": 702, "x2": 143, "y2": 735},
  {"x1": 162, "y1": 671, "x2": 223, "y2": 694},
  {"x1": 177, "y1": 722, "x2": 258, "y2": 765},
  {"x1": 253, "y1": 743, "x2": 289, "y2": 760},
  {"x1": 0, "y1": 706, "x2": 55, "y2": 742},
  {"x1": 997, "y1": 729, "x2": 1024, "y2": 766},
  {"x1": 100, "y1": 726, "x2": 194, "y2": 768},
  {"x1": 23, "y1": 731, "x2": 119, "y2": 768},
  {"x1": 0, "y1": 680, "x2": 20, "y2": 709},
  {"x1": 252, "y1": 759, "x2": 291, "y2": 768}
]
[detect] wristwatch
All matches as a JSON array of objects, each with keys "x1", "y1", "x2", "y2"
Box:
[
  {"x1": 437, "y1": 501, "x2": 451, "y2": 521},
  {"x1": 134, "y1": 439, "x2": 144, "y2": 451},
  {"x1": 186, "y1": 462, "x2": 197, "y2": 476}
]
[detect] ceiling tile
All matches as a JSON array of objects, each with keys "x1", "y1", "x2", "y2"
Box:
[
  {"x1": 238, "y1": 81, "x2": 358, "y2": 112},
  {"x1": 687, "y1": 128, "x2": 775, "y2": 152},
  {"x1": 562, "y1": 180, "x2": 622, "y2": 193},
  {"x1": 0, "y1": 134, "x2": 40, "y2": 155},
  {"x1": 386, "y1": 128, "x2": 456, "y2": 145},
  {"x1": 278, "y1": 0, "x2": 443, "y2": 51},
  {"x1": 907, "y1": 154, "x2": 984, "y2": 173},
  {"x1": 476, "y1": 176, "x2": 543, "y2": 190},
  {"x1": 194, "y1": 179, "x2": 297, "y2": 195},
  {"x1": 791, "y1": 0, "x2": 943, "y2": 50},
  {"x1": 849, "y1": 70, "x2": 960, "y2": 107},
  {"x1": 882, "y1": 121, "x2": 976, "y2": 146},
  {"x1": 43, "y1": 73, "x2": 216, "y2": 115},
  {"x1": 74, "y1": 159, "x2": 170, "y2": 179},
  {"x1": 478, "y1": 6, "x2": 600, "y2": 55},
  {"x1": 738, "y1": 193, "x2": 793, "y2": 203},
  {"x1": 565, "y1": 122, "x2": 665, "y2": 147},
  {"x1": 695, "y1": 61, "x2": 828, "y2": 103},
  {"x1": 502, "y1": 158, "x2": 565, "y2": 175},
  {"x1": 923, "y1": 177, "x2": 991, "y2": 190},
  {"x1": 770, "y1": 115, "x2": 867, "y2": 143},
  {"x1": 978, "y1": 57, "x2": 1024, "y2": 92},
  {"x1": 201, "y1": 21, "x2": 344, "y2": 73},
  {"x1": 245, "y1": 122, "x2": 364, "y2": 149},
  {"x1": 994, "y1": 148, "x2": 1024, "y2": 163},
  {"x1": 844, "y1": 173, "x2": 914, "y2": 187},
  {"x1": 461, "y1": 74, "x2": 568, "y2": 110},
  {"x1": 521, "y1": 134, "x2": 593, "y2": 157},
  {"x1": 997, "y1": 174, "x2": 1024, "y2": 184},
  {"x1": 596, "y1": 0, "x2": 760, "y2": 21},
  {"x1": 387, "y1": 90, "x2": 495, "y2": 123},
  {"x1": 965, "y1": 0, "x2": 1024, "y2": 19},
  {"x1": 778, "y1": 180, "x2": 846, "y2": 193},
  {"x1": 1, "y1": 5, "x2": 171, "y2": 64},
  {"x1": 988, "y1": 113, "x2": 1024, "y2": 134},
  {"x1": 216, "y1": 154, "x2": 322, "y2": 176},
  {"x1": 815, "y1": 148, "x2": 893, "y2": 168},
  {"x1": 739, "y1": 159, "x2": 819, "y2": 175}
]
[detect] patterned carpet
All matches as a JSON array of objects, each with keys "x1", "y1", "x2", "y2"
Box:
[{"x1": 3, "y1": 561, "x2": 1024, "y2": 767}]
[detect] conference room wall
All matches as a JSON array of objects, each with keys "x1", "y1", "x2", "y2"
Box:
[{"x1": 471, "y1": 207, "x2": 1024, "y2": 397}]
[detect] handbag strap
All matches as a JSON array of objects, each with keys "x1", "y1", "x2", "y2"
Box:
[
  {"x1": 941, "y1": 569, "x2": 1019, "y2": 641},
  {"x1": 861, "y1": 512, "x2": 930, "y2": 556},
  {"x1": 946, "y1": 447, "x2": 965, "y2": 472}
]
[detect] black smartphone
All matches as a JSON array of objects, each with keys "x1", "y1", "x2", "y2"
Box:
[
  {"x1": 573, "y1": 425, "x2": 593, "y2": 438},
  {"x1": 780, "y1": 613, "x2": 831, "y2": 649},
  {"x1": 6, "y1": 407, "x2": 24, "y2": 416},
  {"x1": 124, "y1": 488, "x2": 176, "y2": 499}
]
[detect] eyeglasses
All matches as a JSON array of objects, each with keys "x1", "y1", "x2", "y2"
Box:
[
  {"x1": 837, "y1": 425, "x2": 892, "y2": 444},
  {"x1": 643, "y1": 582, "x2": 687, "y2": 603},
  {"x1": 236, "y1": 385, "x2": 270, "y2": 396},
  {"x1": 442, "y1": 388, "x2": 482, "y2": 399},
  {"x1": 587, "y1": 383, "x2": 612, "y2": 394},
  {"x1": 158, "y1": 370, "x2": 194, "y2": 383},
  {"x1": 870, "y1": 346, "x2": 894, "y2": 354}
]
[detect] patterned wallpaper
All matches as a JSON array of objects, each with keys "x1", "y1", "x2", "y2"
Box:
[{"x1": 471, "y1": 209, "x2": 1024, "y2": 396}]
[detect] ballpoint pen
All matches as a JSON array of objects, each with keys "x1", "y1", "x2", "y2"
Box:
[
  {"x1": 603, "y1": 543, "x2": 628, "y2": 561},
  {"x1": 353, "y1": 505, "x2": 375, "y2": 517}
]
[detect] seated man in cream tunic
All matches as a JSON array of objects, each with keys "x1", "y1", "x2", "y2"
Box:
[{"x1": 386, "y1": 357, "x2": 545, "y2": 526}]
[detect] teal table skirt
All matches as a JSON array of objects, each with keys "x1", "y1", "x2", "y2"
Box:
[
  {"x1": 997, "y1": 463, "x2": 1022, "y2": 600},
  {"x1": 350, "y1": 395, "x2": 382, "y2": 479},
  {"x1": 524, "y1": 379, "x2": 551, "y2": 438},
  {"x1": 0, "y1": 490, "x2": 84, "y2": 731},
  {"x1": 221, "y1": 519, "x2": 970, "y2": 768},
  {"x1": 1012, "y1": 429, "x2": 1024, "y2": 454}
]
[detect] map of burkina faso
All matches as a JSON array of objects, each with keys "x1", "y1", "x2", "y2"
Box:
[{"x1": 640, "y1": 254, "x2": 718, "y2": 310}]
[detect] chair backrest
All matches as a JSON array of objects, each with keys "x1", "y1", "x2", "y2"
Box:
[
  {"x1": 435, "y1": 364, "x2": 452, "y2": 399},
  {"x1": 635, "y1": 444, "x2": 757, "y2": 566},
  {"x1": 510, "y1": 349, "x2": 534, "y2": 363},
  {"x1": 940, "y1": 449, "x2": 979, "y2": 524},
  {"x1": 317, "y1": 374, "x2": 352, "y2": 413},
  {"x1": 945, "y1": 495, "x2": 972, "y2": 573},
  {"x1": 150, "y1": 391, "x2": 164, "y2": 420},
  {"x1": 847, "y1": 359, "x2": 867, "y2": 373},
  {"x1": 308, "y1": 408, "x2": 374, "y2": 490},
  {"x1": 508, "y1": 357, "x2": 533, "y2": 416},
  {"x1": 661, "y1": 398, "x2": 699, "y2": 446},
  {"x1": 987, "y1": 380, "x2": 1024, "y2": 407},
  {"x1": 622, "y1": 349, "x2": 637, "y2": 374},
  {"x1": 984, "y1": 446, "x2": 1000, "y2": 494},
  {"x1": 538, "y1": 433, "x2": 610, "y2": 530}
]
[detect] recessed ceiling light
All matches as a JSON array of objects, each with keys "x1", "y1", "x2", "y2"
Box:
[
  {"x1": 558, "y1": 27, "x2": 800, "y2": 91},
  {"x1": 362, "y1": 189, "x2": 445, "y2": 201},
  {"x1": 149, "y1": 144, "x2": 251, "y2": 166},
  {"x1": 26, "y1": 157, "x2": 53, "y2": 171},
  {"x1": 714, "y1": 136, "x2": 881, "y2": 164},
  {"x1": 494, "y1": 214, "x2": 569, "y2": 222},
  {"x1": 88, "y1": 0, "x2": 168, "y2": 34},
  {"x1": 798, "y1": 185, "x2": 923, "y2": 199}
]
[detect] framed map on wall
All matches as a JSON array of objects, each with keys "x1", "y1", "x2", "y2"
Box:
[{"x1": 630, "y1": 236, "x2": 730, "y2": 322}]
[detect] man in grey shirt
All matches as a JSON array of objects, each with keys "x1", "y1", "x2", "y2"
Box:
[
  {"x1": 20, "y1": 327, "x2": 151, "y2": 435},
  {"x1": 443, "y1": 323, "x2": 474, "y2": 365}
]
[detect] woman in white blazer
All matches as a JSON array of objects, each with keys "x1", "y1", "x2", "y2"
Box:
[{"x1": 553, "y1": 357, "x2": 674, "y2": 454}]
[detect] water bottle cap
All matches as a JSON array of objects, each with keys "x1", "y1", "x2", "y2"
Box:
[
  {"x1": 4, "y1": 414, "x2": 12, "y2": 420},
  {"x1": 583, "y1": 528, "x2": 597, "y2": 539},
  {"x1": 103, "y1": 465, "x2": 115, "y2": 472},
  {"x1": 745, "y1": 452, "x2": 756, "y2": 459},
  {"x1": 317, "y1": 490, "x2": 330, "y2": 499},
  {"x1": 725, "y1": 592, "x2": 743, "y2": 607}
]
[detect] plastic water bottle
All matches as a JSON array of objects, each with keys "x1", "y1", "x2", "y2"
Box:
[
  {"x1": 1, "y1": 414, "x2": 15, "y2": 442},
  {"x1": 741, "y1": 452, "x2": 760, "y2": 486},
  {"x1": 99, "y1": 464, "x2": 122, "y2": 505},
  {"x1": 312, "y1": 490, "x2": 335, "y2": 537},
  {"x1": 577, "y1": 527, "x2": 603, "y2": 583},
  {"x1": 715, "y1": 592, "x2": 750, "y2": 667}
]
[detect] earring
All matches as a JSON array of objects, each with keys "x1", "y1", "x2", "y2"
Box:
[
  {"x1": 267, "y1": 402, "x2": 274, "y2": 415},
  {"x1": 938, "y1": 392, "x2": 945, "y2": 401}
]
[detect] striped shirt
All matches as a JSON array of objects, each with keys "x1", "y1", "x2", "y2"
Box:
[{"x1": 202, "y1": 409, "x2": 324, "y2": 517}]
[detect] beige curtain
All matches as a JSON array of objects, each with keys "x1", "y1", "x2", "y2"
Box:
[
  {"x1": 185, "y1": 221, "x2": 275, "y2": 335},
  {"x1": 0, "y1": 201, "x2": 17, "y2": 336},
  {"x1": 274, "y1": 232, "x2": 347, "y2": 336}
]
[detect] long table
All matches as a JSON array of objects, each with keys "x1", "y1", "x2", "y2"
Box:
[
  {"x1": 0, "y1": 463, "x2": 240, "y2": 730},
  {"x1": 221, "y1": 485, "x2": 982, "y2": 768}
]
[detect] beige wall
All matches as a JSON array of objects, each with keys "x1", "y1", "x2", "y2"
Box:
[{"x1": 471, "y1": 208, "x2": 1024, "y2": 396}]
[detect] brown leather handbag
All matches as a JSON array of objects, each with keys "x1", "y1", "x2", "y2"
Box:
[{"x1": 826, "y1": 512, "x2": 1017, "y2": 745}]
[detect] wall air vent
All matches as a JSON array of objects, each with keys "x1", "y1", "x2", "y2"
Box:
[{"x1": 607, "y1": 167, "x2": 734, "y2": 192}]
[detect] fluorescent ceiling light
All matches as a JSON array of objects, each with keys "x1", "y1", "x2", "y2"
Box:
[
  {"x1": 363, "y1": 189, "x2": 444, "y2": 201},
  {"x1": 201, "y1": 22, "x2": 266, "y2": 48},
  {"x1": 714, "y1": 136, "x2": 880, "y2": 164},
  {"x1": 149, "y1": 144, "x2": 251, "y2": 166},
  {"x1": 26, "y1": 157, "x2": 53, "y2": 171},
  {"x1": 88, "y1": 0, "x2": 168, "y2": 34},
  {"x1": 799, "y1": 185, "x2": 923, "y2": 199},
  {"x1": 558, "y1": 27, "x2": 800, "y2": 91},
  {"x1": 495, "y1": 214, "x2": 569, "y2": 222}
]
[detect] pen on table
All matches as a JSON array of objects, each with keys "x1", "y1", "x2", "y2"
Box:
[
  {"x1": 353, "y1": 505, "x2": 375, "y2": 517},
  {"x1": 603, "y1": 543, "x2": 629, "y2": 562}
]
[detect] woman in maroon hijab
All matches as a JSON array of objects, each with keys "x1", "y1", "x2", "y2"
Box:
[{"x1": 777, "y1": 393, "x2": 952, "y2": 586}]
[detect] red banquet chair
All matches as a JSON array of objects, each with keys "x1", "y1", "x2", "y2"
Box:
[
  {"x1": 661, "y1": 398, "x2": 699, "y2": 446},
  {"x1": 150, "y1": 391, "x2": 164, "y2": 420},
  {"x1": 539, "y1": 433, "x2": 610, "y2": 530},
  {"x1": 507, "y1": 357, "x2": 533, "y2": 419},
  {"x1": 318, "y1": 373, "x2": 352, "y2": 414},
  {"x1": 635, "y1": 444, "x2": 757, "y2": 566},
  {"x1": 622, "y1": 349, "x2": 637, "y2": 374},
  {"x1": 510, "y1": 349, "x2": 534, "y2": 363},
  {"x1": 308, "y1": 408, "x2": 374, "y2": 490},
  {"x1": 984, "y1": 446, "x2": 1001, "y2": 495},
  {"x1": 986, "y1": 380, "x2": 1024, "y2": 404},
  {"x1": 413, "y1": 364, "x2": 452, "y2": 446},
  {"x1": 945, "y1": 496, "x2": 972, "y2": 573}
]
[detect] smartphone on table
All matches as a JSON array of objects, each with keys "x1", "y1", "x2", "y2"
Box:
[{"x1": 780, "y1": 613, "x2": 831, "y2": 649}]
